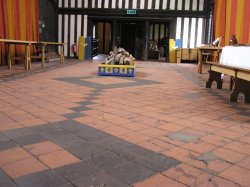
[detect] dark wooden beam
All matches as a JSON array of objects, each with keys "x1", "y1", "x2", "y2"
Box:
[{"x1": 58, "y1": 8, "x2": 209, "y2": 18}]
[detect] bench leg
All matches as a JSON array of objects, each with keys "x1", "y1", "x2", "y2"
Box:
[
  {"x1": 206, "y1": 70, "x2": 223, "y2": 89},
  {"x1": 230, "y1": 78, "x2": 250, "y2": 103}
]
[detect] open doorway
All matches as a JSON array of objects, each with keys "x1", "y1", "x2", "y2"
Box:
[{"x1": 118, "y1": 22, "x2": 144, "y2": 60}]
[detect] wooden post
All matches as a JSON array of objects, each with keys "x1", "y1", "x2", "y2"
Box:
[
  {"x1": 60, "y1": 45, "x2": 64, "y2": 64},
  {"x1": 8, "y1": 44, "x2": 11, "y2": 69},
  {"x1": 144, "y1": 21, "x2": 149, "y2": 61},
  {"x1": 42, "y1": 44, "x2": 45, "y2": 67},
  {"x1": 198, "y1": 48, "x2": 202, "y2": 74}
]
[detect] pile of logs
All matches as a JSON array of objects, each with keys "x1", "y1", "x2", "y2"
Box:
[{"x1": 104, "y1": 47, "x2": 135, "y2": 65}]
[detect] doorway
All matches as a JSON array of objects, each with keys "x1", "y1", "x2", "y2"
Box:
[{"x1": 119, "y1": 22, "x2": 143, "y2": 60}]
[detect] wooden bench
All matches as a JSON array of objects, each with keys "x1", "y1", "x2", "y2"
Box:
[
  {"x1": 0, "y1": 39, "x2": 64, "y2": 70},
  {"x1": 206, "y1": 62, "x2": 250, "y2": 103}
]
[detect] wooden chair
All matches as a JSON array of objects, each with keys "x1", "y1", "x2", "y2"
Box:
[{"x1": 202, "y1": 37, "x2": 222, "y2": 63}]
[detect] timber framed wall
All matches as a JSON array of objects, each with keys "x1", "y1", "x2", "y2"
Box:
[{"x1": 57, "y1": 0, "x2": 211, "y2": 57}]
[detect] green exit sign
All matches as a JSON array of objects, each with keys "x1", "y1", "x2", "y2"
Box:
[{"x1": 127, "y1": 9, "x2": 137, "y2": 15}]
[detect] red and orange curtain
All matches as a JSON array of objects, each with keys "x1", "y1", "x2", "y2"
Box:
[
  {"x1": 0, "y1": 0, "x2": 39, "y2": 65},
  {"x1": 213, "y1": 0, "x2": 250, "y2": 46}
]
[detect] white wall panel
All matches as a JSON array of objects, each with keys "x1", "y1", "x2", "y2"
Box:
[
  {"x1": 84, "y1": 15, "x2": 87, "y2": 37},
  {"x1": 140, "y1": 0, "x2": 145, "y2": 9},
  {"x1": 84, "y1": 0, "x2": 88, "y2": 8},
  {"x1": 71, "y1": 0, "x2": 75, "y2": 8},
  {"x1": 77, "y1": 15, "x2": 82, "y2": 41},
  {"x1": 199, "y1": 0, "x2": 204, "y2": 11},
  {"x1": 190, "y1": 18, "x2": 196, "y2": 48},
  {"x1": 155, "y1": 0, "x2": 160, "y2": 9},
  {"x1": 59, "y1": 0, "x2": 62, "y2": 8},
  {"x1": 185, "y1": 0, "x2": 190, "y2": 10},
  {"x1": 170, "y1": 0, "x2": 175, "y2": 10},
  {"x1": 77, "y1": 0, "x2": 82, "y2": 8},
  {"x1": 92, "y1": 0, "x2": 96, "y2": 8},
  {"x1": 197, "y1": 18, "x2": 203, "y2": 46},
  {"x1": 64, "y1": 15, "x2": 68, "y2": 56},
  {"x1": 98, "y1": 0, "x2": 102, "y2": 8},
  {"x1": 192, "y1": 0, "x2": 198, "y2": 10},
  {"x1": 118, "y1": 0, "x2": 122, "y2": 8},
  {"x1": 162, "y1": 0, "x2": 167, "y2": 9},
  {"x1": 182, "y1": 17, "x2": 189, "y2": 48},
  {"x1": 112, "y1": 0, "x2": 116, "y2": 8},
  {"x1": 132, "y1": 0, "x2": 137, "y2": 9},
  {"x1": 176, "y1": 17, "x2": 182, "y2": 40},
  {"x1": 148, "y1": 0, "x2": 152, "y2": 9},
  {"x1": 177, "y1": 0, "x2": 182, "y2": 10},
  {"x1": 70, "y1": 15, "x2": 75, "y2": 56},
  {"x1": 125, "y1": 0, "x2": 129, "y2": 8},
  {"x1": 104, "y1": 0, "x2": 109, "y2": 8},
  {"x1": 58, "y1": 15, "x2": 62, "y2": 47},
  {"x1": 64, "y1": 0, "x2": 68, "y2": 7}
]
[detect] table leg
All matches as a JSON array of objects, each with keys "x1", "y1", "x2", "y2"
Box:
[
  {"x1": 8, "y1": 44, "x2": 11, "y2": 69},
  {"x1": 42, "y1": 44, "x2": 45, "y2": 67},
  {"x1": 25, "y1": 45, "x2": 31, "y2": 70},
  {"x1": 60, "y1": 45, "x2": 64, "y2": 64},
  {"x1": 198, "y1": 49, "x2": 202, "y2": 74}
]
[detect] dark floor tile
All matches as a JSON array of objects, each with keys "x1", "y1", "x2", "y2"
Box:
[
  {"x1": 70, "y1": 106, "x2": 90, "y2": 112},
  {"x1": 3, "y1": 128, "x2": 34, "y2": 139},
  {"x1": 63, "y1": 112, "x2": 83, "y2": 119},
  {"x1": 13, "y1": 133, "x2": 46, "y2": 146},
  {"x1": 72, "y1": 171, "x2": 129, "y2": 187},
  {"x1": 0, "y1": 133, "x2": 9, "y2": 142},
  {"x1": 68, "y1": 143, "x2": 109, "y2": 160},
  {"x1": 107, "y1": 161, "x2": 156, "y2": 185},
  {"x1": 0, "y1": 169, "x2": 18, "y2": 187},
  {"x1": 86, "y1": 151, "x2": 131, "y2": 173},
  {"x1": 15, "y1": 170, "x2": 69, "y2": 187},
  {"x1": 135, "y1": 152, "x2": 181, "y2": 172},
  {"x1": 0, "y1": 140, "x2": 18, "y2": 151},
  {"x1": 76, "y1": 101, "x2": 95, "y2": 106},
  {"x1": 56, "y1": 161, "x2": 100, "y2": 182}
]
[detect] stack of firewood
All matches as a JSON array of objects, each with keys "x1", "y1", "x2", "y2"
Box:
[{"x1": 104, "y1": 47, "x2": 135, "y2": 65}]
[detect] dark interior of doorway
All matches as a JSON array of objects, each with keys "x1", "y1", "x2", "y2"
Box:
[{"x1": 119, "y1": 22, "x2": 143, "y2": 60}]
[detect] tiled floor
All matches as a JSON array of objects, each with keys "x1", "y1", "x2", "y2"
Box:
[{"x1": 0, "y1": 59, "x2": 250, "y2": 187}]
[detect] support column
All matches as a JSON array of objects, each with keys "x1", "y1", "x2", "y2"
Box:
[
  {"x1": 112, "y1": 20, "x2": 117, "y2": 50},
  {"x1": 143, "y1": 21, "x2": 149, "y2": 61}
]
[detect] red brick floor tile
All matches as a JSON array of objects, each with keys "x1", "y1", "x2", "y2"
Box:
[
  {"x1": 224, "y1": 141, "x2": 250, "y2": 155},
  {"x1": 158, "y1": 123, "x2": 186, "y2": 132},
  {"x1": 239, "y1": 136, "x2": 250, "y2": 144},
  {"x1": 139, "y1": 127, "x2": 169, "y2": 138},
  {"x1": 213, "y1": 148, "x2": 247, "y2": 163},
  {"x1": 220, "y1": 165, "x2": 250, "y2": 186},
  {"x1": 181, "y1": 141, "x2": 216, "y2": 154},
  {"x1": 199, "y1": 176, "x2": 241, "y2": 187},
  {"x1": 0, "y1": 147, "x2": 32, "y2": 166},
  {"x1": 238, "y1": 157, "x2": 250, "y2": 170},
  {"x1": 133, "y1": 174, "x2": 186, "y2": 187},
  {"x1": 103, "y1": 125, "x2": 131, "y2": 136},
  {"x1": 1, "y1": 157, "x2": 47, "y2": 178},
  {"x1": 19, "y1": 118, "x2": 48, "y2": 127},
  {"x1": 205, "y1": 120, "x2": 232, "y2": 129},
  {"x1": 38, "y1": 150, "x2": 80, "y2": 169},
  {"x1": 212, "y1": 129, "x2": 244, "y2": 140},
  {"x1": 0, "y1": 122, "x2": 23, "y2": 132},
  {"x1": 162, "y1": 163, "x2": 211, "y2": 186},
  {"x1": 162, "y1": 147, "x2": 199, "y2": 162},
  {"x1": 121, "y1": 122, "x2": 149, "y2": 131},
  {"x1": 120, "y1": 132, "x2": 151, "y2": 144},
  {"x1": 201, "y1": 134, "x2": 233, "y2": 146},
  {"x1": 24, "y1": 141, "x2": 63, "y2": 156},
  {"x1": 191, "y1": 124, "x2": 220, "y2": 133}
]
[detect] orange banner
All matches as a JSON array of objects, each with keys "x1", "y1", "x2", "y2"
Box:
[
  {"x1": 0, "y1": 0, "x2": 39, "y2": 65},
  {"x1": 214, "y1": 0, "x2": 250, "y2": 46}
]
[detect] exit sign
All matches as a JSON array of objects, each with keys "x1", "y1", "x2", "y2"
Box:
[{"x1": 127, "y1": 9, "x2": 136, "y2": 15}]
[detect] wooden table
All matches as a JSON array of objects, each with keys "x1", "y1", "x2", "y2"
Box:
[
  {"x1": 206, "y1": 62, "x2": 250, "y2": 103},
  {"x1": 197, "y1": 46, "x2": 222, "y2": 74},
  {"x1": 36, "y1": 42, "x2": 64, "y2": 67},
  {"x1": 0, "y1": 39, "x2": 65, "y2": 70},
  {"x1": 0, "y1": 39, "x2": 36, "y2": 70}
]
